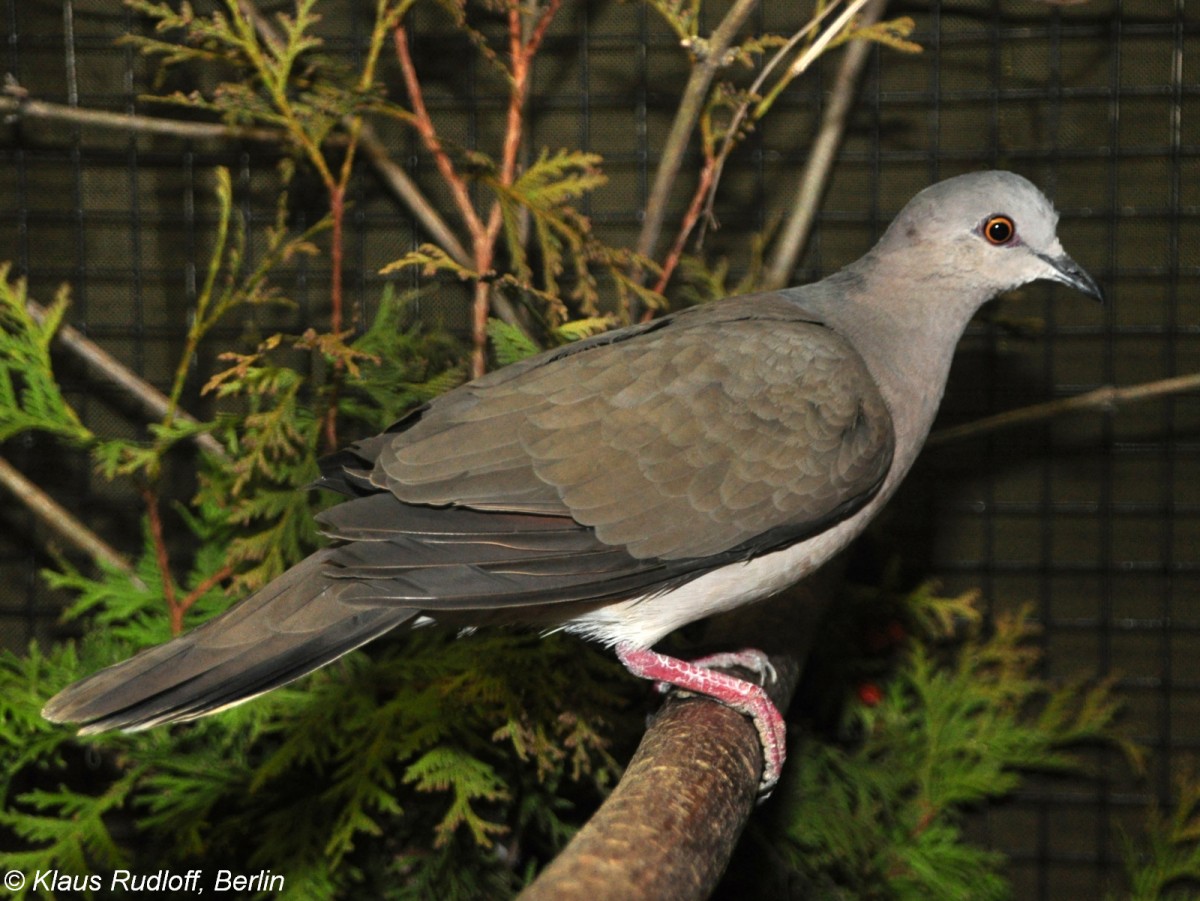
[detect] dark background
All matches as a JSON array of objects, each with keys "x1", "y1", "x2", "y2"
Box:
[{"x1": 1, "y1": 1, "x2": 1196, "y2": 897}]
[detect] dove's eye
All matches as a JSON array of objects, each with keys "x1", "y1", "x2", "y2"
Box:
[{"x1": 982, "y1": 215, "x2": 1016, "y2": 245}]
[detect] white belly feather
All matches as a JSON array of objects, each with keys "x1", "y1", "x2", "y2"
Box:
[{"x1": 562, "y1": 511, "x2": 865, "y2": 648}]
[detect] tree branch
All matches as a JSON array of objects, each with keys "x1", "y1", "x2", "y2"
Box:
[
  {"x1": 0, "y1": 88, "x2": 284, "y2": 144},
  {"x1": 634, "y1": 0, "x2": 761, "y2": 267},
  {"x1": 464, "y1": 0, "x2": 563, "y2": 377},
  {"x1": 0, "y1": 454, "x2": 133, "y2": 575},
  {"x1": 139, "y1": 486, "x2": 183, "y2": 634},
  {"x1": 928, "y1": 372, "x2": 1200, "y2": 447},
  {"x1": 24, "y1": 301, "x2": 227, "y2": 461},
  {"x1": 396, "y1": 2, "x2": 560, "y2": 378},
  {"x1": 696, "y1": 0, "x2": 873, "y2": 257},
  {"x1": 356, "y1": 119, "x2": 472, "y2": 266},
  {"x1": 393, "y1": 26, "x2": 487, "y2": 243},
  {"x1": 651, "y1": 159, "x2": 717, "y2": 297},
  {"x1": 175, "y1": 562, "x2": 234, "y2": 630},
  {"x1": 762, "y1": 0, "x2": 888, "y2": 290},
  {"x1": 646, "y1": 0, "x2": 878, "y2": 299}
]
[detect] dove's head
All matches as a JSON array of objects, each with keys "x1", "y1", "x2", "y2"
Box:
[{"x1": 878, "y1": 170, "x2": 1103, "y2": 303}]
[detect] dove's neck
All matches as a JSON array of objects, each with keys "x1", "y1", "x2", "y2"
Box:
[{"x1": 801, "y1": 250, "x2": 995, "y2": 475}]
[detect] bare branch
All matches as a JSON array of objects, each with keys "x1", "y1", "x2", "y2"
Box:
[
  {"x1": 520, "y1": 693, "x2": 769, "y2": 901},
  {"x1": 762, "y1": 0, "x2": 888, "y2": 290},
  {"x1": 634, "y1": 0, "x2": 761, "y2": 266},
  {"x1": 0, "y1": 455, "x2": 133, "y2": 575},
  {"x1": 140, "y1": 486, "x2": 184, "y2": 634},
  {"x1": 928, "y1": 373, "x2": 1200, "y2": 447},
  {"x1": 357, "y1": 120, "x2": 472, "y2": 266},
  {"x1": 650, "y1": 0, "x2": 878, "y2": 297},
  {"x1": 651, "y1": 159, "x2": 716, "y2": 297},
  {"x1": 24, "y1": 301, "x2": 227, "y2": 461},
  {"x1": 394, "y1": 26, "x2": 488, "y2": 244},
  {"x1": 697, "y1": 0, "x2": 873, "y2": 250},
  {"x1": 0, "y1": 90, "x2": 283, "y2": 144}
]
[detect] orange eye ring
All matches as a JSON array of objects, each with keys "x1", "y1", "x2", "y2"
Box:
[{"x1": 983, "y1": 215, "x2": 1016, "y2": 245}]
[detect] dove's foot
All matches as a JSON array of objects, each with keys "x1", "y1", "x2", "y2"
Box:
[{"x1": 616, "y1": 643, "x2": 785, "y2": 795}]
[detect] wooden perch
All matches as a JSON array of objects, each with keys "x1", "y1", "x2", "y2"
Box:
[{"x1": 520, "y1": 575, "x2": 833, "y2": 901}]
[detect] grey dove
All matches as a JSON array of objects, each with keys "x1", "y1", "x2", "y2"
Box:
[{"x1": 43, "y1": 170, "x2": 1102, "y2": 791}]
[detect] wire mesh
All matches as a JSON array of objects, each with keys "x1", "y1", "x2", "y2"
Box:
[{"x1": 1, "y1": 1, "x2": 1197, "y2": 897}]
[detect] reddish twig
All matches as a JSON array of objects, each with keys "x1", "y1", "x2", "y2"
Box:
[
  {"x1": 393, "y1": 26, "x2": 486, "y2": 240},
  {"x1": 396, "y1": 1, "x2": 562, "y2": 378},
  {"x1": 323, "y1": 184, "x2": 348, "y2": 450},
  {"x1": 395, "y1": 23, "x2": 492, "y2": 377},
  {"x1": 139, "y1": 487, "x2": 181, "y2": 634},
  {"x1": 139, "y1": 486, "x2": 231, "y2": 635},
  {"x1": 645, "y1": 0, "x2": 875, "y2": 300},
  {"x1": 651, "y1": 158, "x2": 718, "y2": 299},
  {"x1": 471, "y1": 1, "x2": 562, "y2": 376},
  {"x1": 175, "y1": 562, "x2": 234, "y2": 629},
  {"x1": 634, "y1": 0, "x2": 762, "y2": 269}
]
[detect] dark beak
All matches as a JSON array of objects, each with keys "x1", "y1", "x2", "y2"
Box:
[{"x1": 1038, "y1": 251, "x2": 1104, "y2": 303}]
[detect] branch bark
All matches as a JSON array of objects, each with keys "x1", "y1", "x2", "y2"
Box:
[
  {"x1": 0, "y1": 91, "x2": 285, "y2": 143},
  {"x1": 520, "y1": 574, "x2": 834, "y2": 901}
]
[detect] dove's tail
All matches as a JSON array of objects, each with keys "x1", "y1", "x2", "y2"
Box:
[{"x1": 41, "y1": 549, "x2": 419, "y2": 734}]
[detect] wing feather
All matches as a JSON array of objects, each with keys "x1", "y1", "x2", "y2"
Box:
[{"x1": 375, "y1": 296, "x2": 894, "y2": 560}]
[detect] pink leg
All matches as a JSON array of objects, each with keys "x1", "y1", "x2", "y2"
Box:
[{"x1": 616, "y1": 642, "x2": 786, "y2": 794}]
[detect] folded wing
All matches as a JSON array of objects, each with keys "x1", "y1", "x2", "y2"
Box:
[{"x1": 44, "y1": 294, "x2": 894, "y2": 732}]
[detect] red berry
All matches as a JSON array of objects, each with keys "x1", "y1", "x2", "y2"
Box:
[{"x1": 857, "y1": 682, "x2": 883, "y2": 707}]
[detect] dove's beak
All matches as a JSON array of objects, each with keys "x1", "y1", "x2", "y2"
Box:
[{"x1": 1039, "y1": 251, "x2": 1104, "y2": 303}]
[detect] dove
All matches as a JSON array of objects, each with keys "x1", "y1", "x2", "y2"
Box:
[{"x1": 43, "y1": 171, "x2": 1102, "y2": 791}]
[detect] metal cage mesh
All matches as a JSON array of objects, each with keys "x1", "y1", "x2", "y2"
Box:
[{"x1": 2, "y1": 1, "x2": 1197, "y2": 897}]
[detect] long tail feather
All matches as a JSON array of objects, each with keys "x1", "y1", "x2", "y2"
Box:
[{"x1": 42, "y1": 550, "x2": 419, "y2": 734}]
